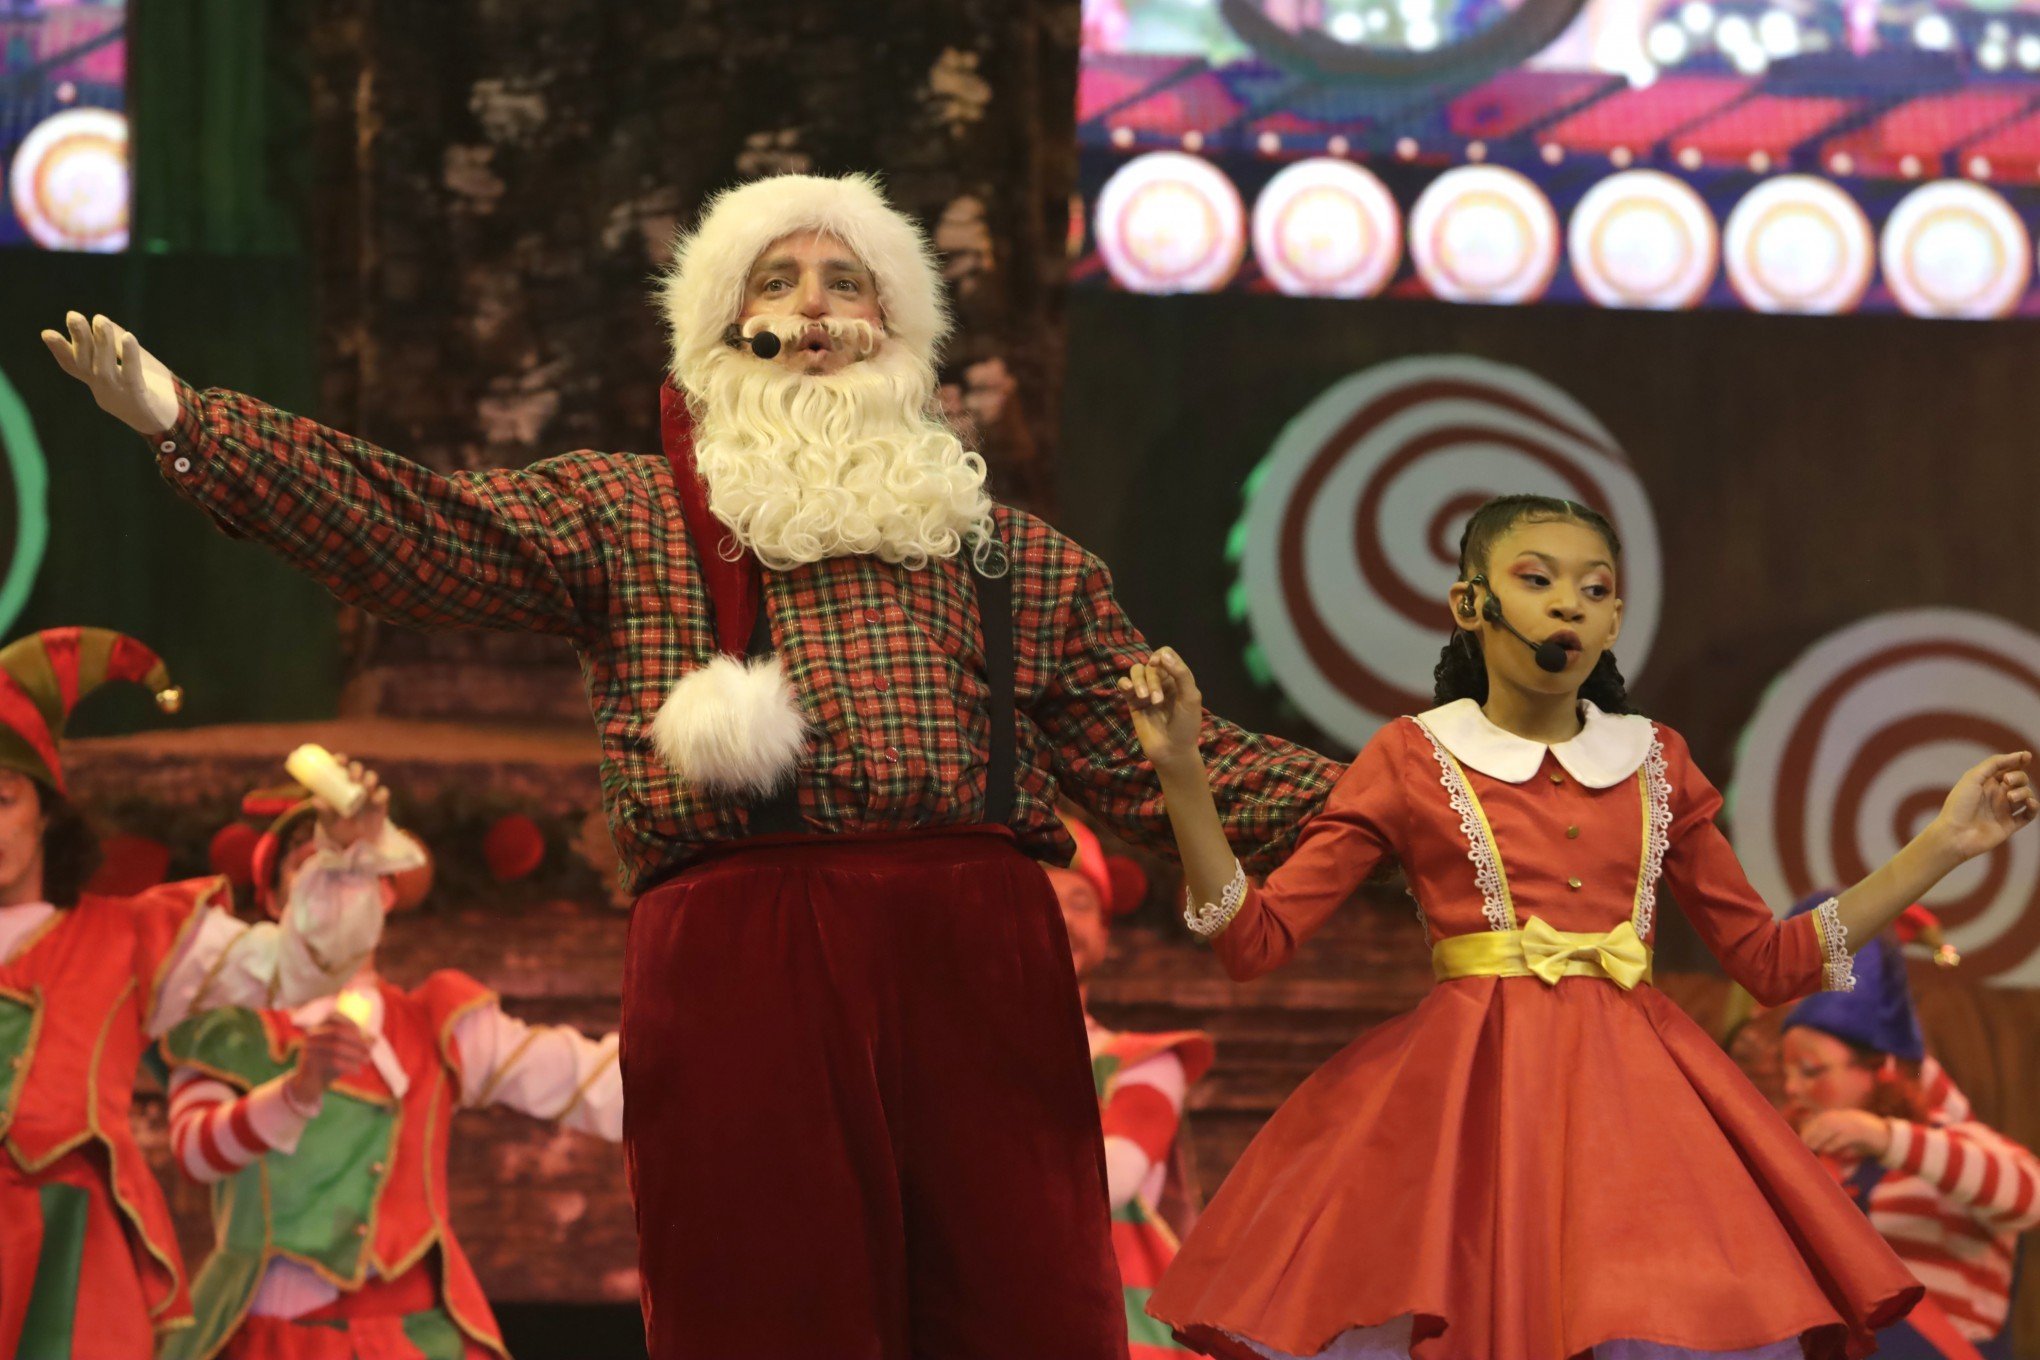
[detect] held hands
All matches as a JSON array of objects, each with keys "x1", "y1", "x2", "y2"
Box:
[
  {"x1": 1118, "y1": 648, "x2": 1202, "y2": 778},
  {"x1": 284, "y1": 1014, "x2": 372, "y2": 1109},
  {"x1": 1929, "y1": 751, "x2": 2038, "y2": 864},
  {"x1": 1798, "y1": 1108, "x2": 1893, "y2": 1160},
  {"x1": 314, "y1": 755, "x2": 390, "y2": 851},
  {"x1": 39, "y1": 313, "x2": 181, "y2": 435}
]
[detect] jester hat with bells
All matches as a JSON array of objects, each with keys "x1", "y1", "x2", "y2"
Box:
[
  {"x1": 0, "y1": 627, "x2": 181, "y2": 795},
  {"x1": 649, "y1": 172, "x2": 953, "y2": 799}
]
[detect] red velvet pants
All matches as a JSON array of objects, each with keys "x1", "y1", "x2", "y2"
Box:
[{"x1": 621, "y1": 826, "x2": 1128, "y2": 1360}]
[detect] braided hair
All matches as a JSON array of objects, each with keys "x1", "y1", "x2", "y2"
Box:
[{"x1": 1430, "y1": 494, "x2": 1634, "y2": 713}]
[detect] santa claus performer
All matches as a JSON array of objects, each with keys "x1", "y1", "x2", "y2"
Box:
[
  {"x1": 0, "y1": 630, "x2": 400, "y2": 1360},
  {"x1": 42, "y1": 172, "x2": 1338, "y2": 1359},
  {"x1": 156, "y1": 777, "x2": 620, "y2": 1360}
]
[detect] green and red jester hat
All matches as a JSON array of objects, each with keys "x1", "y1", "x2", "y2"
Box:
[{"x1": 0, "y1": 626, "x2": 182, "y2": 793}]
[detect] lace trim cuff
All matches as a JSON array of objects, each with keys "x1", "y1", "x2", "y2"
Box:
[
  {"x1": 1184, "y1": 861, "x2": 1248, "y2": 940},
  {"x1": 1813, "y1": 897, "x2": 1856, "y2": 992}
]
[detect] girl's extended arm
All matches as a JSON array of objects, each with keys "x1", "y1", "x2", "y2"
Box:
[
  {"x1": 1120, "y1": 649, "x2": 1241, "y2": 916},
  {"x1": 1120, "y1": 650, "x2": 1396, "y2": 979}
]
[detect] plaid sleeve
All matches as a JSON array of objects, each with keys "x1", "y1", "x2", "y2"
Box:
[
  {"x1": 1015, "y1": 512, "x2": 1339, "y2": 873},
  {"x1": 150, "y1": 379, "x2": 619, "y2": 641}
]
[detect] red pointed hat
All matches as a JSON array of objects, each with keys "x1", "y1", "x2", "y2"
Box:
[{"x1": 0, "y1": 627, "x2": 182, "y2": 794}]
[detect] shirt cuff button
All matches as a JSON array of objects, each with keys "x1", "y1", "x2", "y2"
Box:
[
  {"x1": 158, "y1": 439, "x2": 177, "y2": 454},
  {"x1": 172, "y1": 456, "x2": 192, "y2": 475}
]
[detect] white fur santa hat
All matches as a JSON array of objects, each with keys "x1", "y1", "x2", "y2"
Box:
[
  {"x1": 658, "y1": 172, "x2": 950, "y2": 392},
  {"x1": 647, "y1": 173, "x2": 952, "y2": 802}
]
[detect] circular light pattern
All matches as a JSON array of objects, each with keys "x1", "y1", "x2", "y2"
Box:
[
  {"x1": 1234, "y1": 355, "x2": 1661, "y2": 748},
  {"x1": 1879, "y1": 180, "x2": 2030, "y2": 319},
  {"x1": 1730, "y1": 609, "x2": 2040, "y2": 986},
  {"x1": 1567, "y1": 170, "x2": 1719, "y2": 310},
  {"x1": 8, "y1": 107, "x2": 128, "y2": 253},
  {"x1": 1250, "y1": 158, "x2": 1402, "y2": 299},
  {"x1": 1723, "y1": 175, "x2": 1875, "y2": 314},
  {"x1": 1409, "y1": 165, "x2": 1561, "y2": 305},
  {"x1": 1093, "y1": 152, "x2": 1246, "y2": 295}
]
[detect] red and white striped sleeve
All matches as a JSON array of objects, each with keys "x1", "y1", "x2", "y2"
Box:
[
  {"x1": 1918, "y1": 1057, "x2": 1973, "y2": 1124},
  {"x1": 1100, "y1": 1050, "x2": 1188, "y2": 1210},
  {"x1": 167, "y1": 1067, "x2": 320, "y2": 1184},
  {"x1": 1882, "y1": 1117, "x2": 2040, "y2": 1231}
]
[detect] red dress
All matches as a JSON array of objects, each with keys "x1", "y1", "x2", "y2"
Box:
[{"x1": 1148, "y1": 701, "x2": 1922, "y2": 1360}]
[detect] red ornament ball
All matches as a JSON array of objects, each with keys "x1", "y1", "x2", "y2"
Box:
[
  {"x1": 483, "y1": 814, "x2": 546, "y2": 882},
  {"x1": 1104, "y1": 855, "x2": 1150, "y2": 917}
]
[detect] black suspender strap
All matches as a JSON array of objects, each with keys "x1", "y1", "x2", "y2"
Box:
[
  {"x1": 743, "y1": 592, "x2": 806, "y2": 836},
  {"x1": 970, "y1": 553, "x2": 1017, "y2": 829}
]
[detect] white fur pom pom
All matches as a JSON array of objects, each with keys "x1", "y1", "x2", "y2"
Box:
[{"x1": 650, "y1": 655, "x2": 810, "y2": 797}]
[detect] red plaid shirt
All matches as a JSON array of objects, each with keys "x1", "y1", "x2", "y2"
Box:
[{"x1": 153, "y1": 382, "x2": 1338, "y2": 892}]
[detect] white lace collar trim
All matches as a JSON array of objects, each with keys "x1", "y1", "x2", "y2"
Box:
[{"x1": 1415, "y1": 697, "x2": 1654, "y2": 789}]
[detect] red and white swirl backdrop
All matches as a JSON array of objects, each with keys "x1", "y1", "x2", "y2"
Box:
[
  {"x1": 1236, "y1": 356, "x2": 1661, "y2": 749},
  {"x1": 1731, "y1": 609, "x2": 2040, "y2": 987}
]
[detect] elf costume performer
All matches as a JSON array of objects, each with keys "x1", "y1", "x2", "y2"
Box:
[
  {"x1": 1117, "y1": 496, "x2": 2039, "y2": 1360},
  {"x1": 1050, "y1": 818, "x2": 1216, "y2": 1360},
  {"x1": 158, "y1": 780, "x2": 621, "y2": 1360},
  {"x1": 0, "y1": 629, "x2": 394, "y2": 1360},
  {"x1": 43, "y1": 173, "x2": 1337, "y2": 1358},
  {"x1": 1781, "y1": 901, "x2": 2040, "y2": 1360}
]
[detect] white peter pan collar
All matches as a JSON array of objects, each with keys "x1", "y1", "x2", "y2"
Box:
[{"x1": 1415, "y1": 698, "x2": 1655, "y2": 789}]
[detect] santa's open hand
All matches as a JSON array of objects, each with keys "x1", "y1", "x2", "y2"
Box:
[
  {"x1": 1119, "y1": 648, "x2": 1202, "y2": 776},
  {"x1": 40, "y1": 312, "x2": 181, "y2": 435}
]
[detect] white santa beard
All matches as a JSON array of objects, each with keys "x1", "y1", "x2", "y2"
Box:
[{"x1": 688, "y1": 346, "x2": 995, "y2": 572}]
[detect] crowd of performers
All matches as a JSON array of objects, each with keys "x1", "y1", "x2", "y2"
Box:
[{"x1": 16, "y1": 169, "x2": 2040, "y2": 1358}]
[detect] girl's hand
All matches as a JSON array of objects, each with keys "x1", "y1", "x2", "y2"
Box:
[
  {"x1": 1798, "y1": 1108, "x2": 1891, "y2": 1159},
  {"x1": 1930, "y1": 751, "x2": 2037, "y2": 863},
  {"x1": 1118, "y1": 648, "x2": 1203, "y2": 776}
]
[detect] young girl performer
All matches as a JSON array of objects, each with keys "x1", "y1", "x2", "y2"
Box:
[{"x1": 1121, "y1": 496, "x2": 2038, "y2": 1360}]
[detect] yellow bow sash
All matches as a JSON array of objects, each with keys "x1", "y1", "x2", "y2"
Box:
[{"x1": 1431, "y1": 917, "x2": 1653, "y2": 990}]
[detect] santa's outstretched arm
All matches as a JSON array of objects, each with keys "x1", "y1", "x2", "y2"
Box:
[
  {"x1": 1030, "y1": 529, "x2": 1341, "y2": 874},
  {"x1": 43, "y1": 312, "x2": 608, "y2": 640}
]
